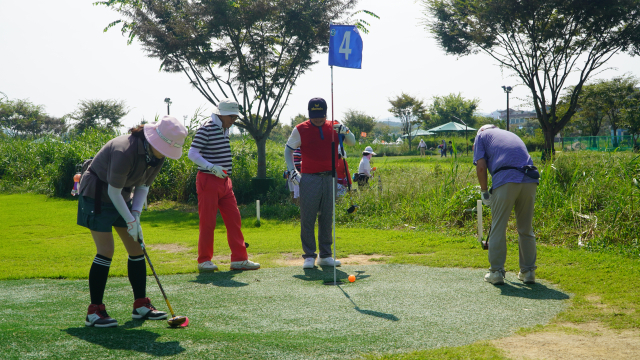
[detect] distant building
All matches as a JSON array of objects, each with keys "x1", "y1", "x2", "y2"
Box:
[{"x1": 498, "y1": 108, "x2": 537, "y2": 125}]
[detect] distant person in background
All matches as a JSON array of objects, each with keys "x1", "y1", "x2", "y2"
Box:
[
  {"x1": 448, "y1": 141, "x2": 453, "y2": 156},
  {"x1": 418, "y1": 139, "x2": 427, "y2": 157},
  {"x1": 77, "y1": 116, "x2": 188, "y2": 328},
  {"x1": 189, "y1": 98, "x2": 260, "y2": 273},
  {"x1": 357, "y1": 146, "x2": 376, "y2": 187},
  {"x1": 474, "y1": 124, "x2": 539, "y2": 285},
  {"x1": 441, "y1": 139, "x2": 447, "y2": 157}
]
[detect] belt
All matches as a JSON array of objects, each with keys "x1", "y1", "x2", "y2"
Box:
[{"x1": 308, "y1": 171, "x2": 332, "y2": 176}]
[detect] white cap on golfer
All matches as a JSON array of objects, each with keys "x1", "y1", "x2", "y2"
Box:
[
  {"x1": 363, "y1": 146, "x2": 376, "y2": 155},
  {"x1": 477, "y1": 124, "x2": 497, "y2": 136},
  {"x1": 213, "y1": 98, "x2": 243, "y2": 118}
]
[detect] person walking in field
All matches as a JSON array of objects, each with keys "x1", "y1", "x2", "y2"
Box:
[
  {"x1": 284, "y1": 97, "x2": 356, "y2": 269},
  {"x1": 418, "y1": 139, "x2": 427, "y2": 157},
  {"x1": 188, "y1": 98, "x2": 260, "y2": 272},
  {"x1": 77, "y1": 116, "x2": 188, "y2": 328},
  {"x1": 474, "y1": 124, "x2": 540, "y2": 285},
  {"x1": 448, "y1": 140, "x2": 453, "y2": 156},
  {"x1": 440, "y1": 139, "x2": 447, "y2": 157}
]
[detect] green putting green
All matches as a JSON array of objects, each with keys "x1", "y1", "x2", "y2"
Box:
[{"x1": 0, "y1": 264, "x2": 568, "y2": 359}]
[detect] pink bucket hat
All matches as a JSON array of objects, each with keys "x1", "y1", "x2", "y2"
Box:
[{"x1": 144, "y1": 116, "x2": 188, "y2": 160}]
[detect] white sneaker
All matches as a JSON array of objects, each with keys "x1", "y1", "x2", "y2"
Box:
[
  {"x1": 303, "y1": 257, "x2": 315, "y2": 269},
  {"x1": 518, "y1": 270, "x2": 536, "y2": 284},
  {"x1": 317, "y1": 257, "x2": 341, "y2": 267},
  {"x1": 198, "y1": 261, "x2": 218, "y2": 272},
  {"x1": 230, "y1": 259, "x2": 260, "y2": 270},
  {"x1": 484, "y1": 270, "x2": 504, "y2": 285}
]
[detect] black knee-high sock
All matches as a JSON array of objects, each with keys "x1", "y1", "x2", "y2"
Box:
[
  {"x1": 89, "y1": 254, "x2": 111, "y2": 305},
  {"x1": 128, "y1": 254, "x2": 146, "y2": 300}
]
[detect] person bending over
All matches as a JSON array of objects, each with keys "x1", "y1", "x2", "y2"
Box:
[
  {"x1": 474, "y1": 124, "x2": 539, "y2": 285},
  {"x1": 77, "y1": 116, "x2": 187, "y2": 327}
]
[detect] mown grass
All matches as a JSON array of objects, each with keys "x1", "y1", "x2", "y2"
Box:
[{"x1": 1, "y1": 194, "x2": 638, "y2": 344}]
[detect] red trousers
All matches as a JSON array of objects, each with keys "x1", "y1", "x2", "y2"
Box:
[{"x1": 196, "y1": 172, "x2": 247, "y2": 263}]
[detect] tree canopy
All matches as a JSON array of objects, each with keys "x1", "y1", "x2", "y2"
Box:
[
  {"x1": 99, "y1": 0, "x2": 364, "y2": 177},
  {"x1": 0, "y1": 99, "x2": 67, "y2": 137},
  {"x1": 424, "y1": 0, "x2": 640, "y2": 158},
  {"x1": 70, "y1": 99, "x2": 129, "y2": 133},
  {"x1": 426, "y1": 93, "x2": 479, "y2": 129},
  {"x1": 342, "y1": 109, "x2": 376, "y2": 141},
  {"x1": 388, "y1": 93, "x2": 428, "y2": 151}
]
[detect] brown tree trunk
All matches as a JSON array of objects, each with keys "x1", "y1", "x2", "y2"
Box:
[
  {"x1": 256, "y1": 137, "x2": 267, "y2": 179},
  {"x1": 542, "y1": 128, "x2": 556, "y2": 162}
]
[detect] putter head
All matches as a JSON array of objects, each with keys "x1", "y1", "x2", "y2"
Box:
[
  {"x1": 168, "y1": 315, "x2": 189, "y2": 328},
  {"x1": 482, "y1": 240, "x2": 489, "y2": 250},
  {"x1": 347, "y1": 205, "x2": 358, "y2": 214}
]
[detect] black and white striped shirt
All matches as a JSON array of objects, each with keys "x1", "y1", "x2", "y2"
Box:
[{"x1": 191, "y1": 116, "x2": 233, "y2": 175}]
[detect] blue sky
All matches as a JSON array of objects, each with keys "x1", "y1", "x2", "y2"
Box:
[{"x1": 1, "y1": 0, "x2": 638, "y2": 130}]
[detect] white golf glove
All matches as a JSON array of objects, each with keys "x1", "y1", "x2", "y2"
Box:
[
  {"x1": 289, "y1": 169, "x2": 301, "y2": 186},
  {"x1": 481, "y1": 190, "x2": 491, "y2": 207},
  {"x1": 126, "y1": 217, "x2": 142, "y2": 243},
  {"x1": 206, "y1": 164, "x2": 228, "y2": 179},
  {"x1": 132, "y1": 210, "x2": 143, "y2": 243},
  {"x1": 333, "y1": 123, "x2": 350, "y2": 135}
]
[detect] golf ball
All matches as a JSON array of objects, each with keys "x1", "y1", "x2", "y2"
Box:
[{"x1": 348, "y1": 275, "x2": 356, "y2": 282}]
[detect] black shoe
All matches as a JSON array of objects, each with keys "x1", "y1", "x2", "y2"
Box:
[
  {"x1": 132, "y1": 297, "x2": 167, "y2": 320},
  {"x1": 85, "y1": 304, "x2": 118, "y2": 327}
]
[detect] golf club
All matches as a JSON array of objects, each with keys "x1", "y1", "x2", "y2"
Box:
[
  {"x1": 343, "y1": 156, "x2": 358, "y2": 214},
  {"x1": 139, "y1": 240, "x2": 189, "y2": 328}
]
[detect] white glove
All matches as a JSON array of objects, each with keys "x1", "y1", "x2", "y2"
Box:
[
  {"x1": 206, "y1": 164, "x2": 228, "y2": 179},
  {"x1": 333, "y1": 123, "x2": 350, "y2": 135},
  {"x1": 132, "y1": 210, "x2": 143, "y2": 243},
  {"x1": 289, "y1": 169, "x2": 301, "y2": 186},
  {"x1": 127, "y1": 217, "x2": 142, "y2": 243},
  {"x1": 481, "y1": 190, "x2": 491, "y2": 207}
]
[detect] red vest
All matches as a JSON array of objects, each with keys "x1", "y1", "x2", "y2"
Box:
[{"x1": 296, "y1": 120, "x2": 339, "y2": 174}]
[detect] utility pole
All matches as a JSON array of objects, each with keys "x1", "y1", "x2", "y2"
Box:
[{"x1": 501, "y1": 86, "x2": 512, "y2": 131}]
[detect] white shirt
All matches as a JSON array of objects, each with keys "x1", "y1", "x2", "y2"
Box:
[{"x1": 358, "y1": 156, "x2": 371, "y2": 176}]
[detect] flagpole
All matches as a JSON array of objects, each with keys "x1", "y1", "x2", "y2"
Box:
[{"x1": 331, "y1": 64, "x2": 337, "y2": 285}]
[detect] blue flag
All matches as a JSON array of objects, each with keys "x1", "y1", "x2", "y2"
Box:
[{"x1": 328, "y1": 25, "x2": 363, "y2": 69}]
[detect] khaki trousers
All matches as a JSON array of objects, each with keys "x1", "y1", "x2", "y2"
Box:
[{"x1": 488, "y1": 182, "x2": 537, "y2": 273}]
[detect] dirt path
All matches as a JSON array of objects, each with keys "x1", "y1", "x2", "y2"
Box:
[{"x1": 494, "y1": 322, "x2": 640, "y2": 360}]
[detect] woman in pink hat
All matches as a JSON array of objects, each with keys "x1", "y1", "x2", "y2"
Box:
[{"x1": 76, "y1": 116, "x2": 187, "y2": 328}]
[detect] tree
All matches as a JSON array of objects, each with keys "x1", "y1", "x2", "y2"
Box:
[
  {"x1": 342, "y1": 109, "x2": 376, "y2": 141},
  {"x1": 598, "y1": 76, "x2": 639, "y2": 147},
  {"x1": 623, "y1": 88, "x2": 640, "y2": 151},
  {"x1": 426, "y1": 93, "x2": 479, "y2": 128},
  {"x1": 99, "y1": 0, "x2": 369, "y2": 178},
  {"x1": 388, "y1": 93, "x2": 428, "y2": 151},
  {"x1": 567, "y1": 83, "x2": 607, "y2": 137},
  {"x1": 0, "y1": 99, "x2": 67, "y2": 137},
  {"x1": 290, "y1": 113, "x2": 307, "y2": 127},
  {"x1": 70, "y1": 99, "x2": 129, "y2": 133},
  {"x1": 425, "y1": 0, "x2": 640, "y2": 159}
]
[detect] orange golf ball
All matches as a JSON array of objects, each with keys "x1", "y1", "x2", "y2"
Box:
[{"x1": 348, "y1": 275, "x2": 356, "y2": 282}]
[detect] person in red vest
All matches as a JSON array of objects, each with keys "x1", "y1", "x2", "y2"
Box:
[{"x1": 284, "y1": 98, "x2": 356, "y2": 269}]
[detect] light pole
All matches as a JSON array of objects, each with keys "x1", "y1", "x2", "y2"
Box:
[
  {"x1": 451, "y1": 115, "x2": 469, "y2": 156},
  {"x1": 501, "y1": 86, "x2": 513, "y2": 131},
  {"x1": 164, "y1": 97, "x2": 172, "y2": 115}
]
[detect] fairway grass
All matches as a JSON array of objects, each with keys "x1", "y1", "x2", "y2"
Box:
[
  {"x1": 1, "y1": 194, "x2": 639, "y2": 359},
  {"x1": 0, "y1": 266, "x2": 567, "y2": 359}
]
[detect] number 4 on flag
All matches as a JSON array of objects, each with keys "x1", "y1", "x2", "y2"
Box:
[{"x1": 329, "y1": 25, "x2": 363, "y2": 69}]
